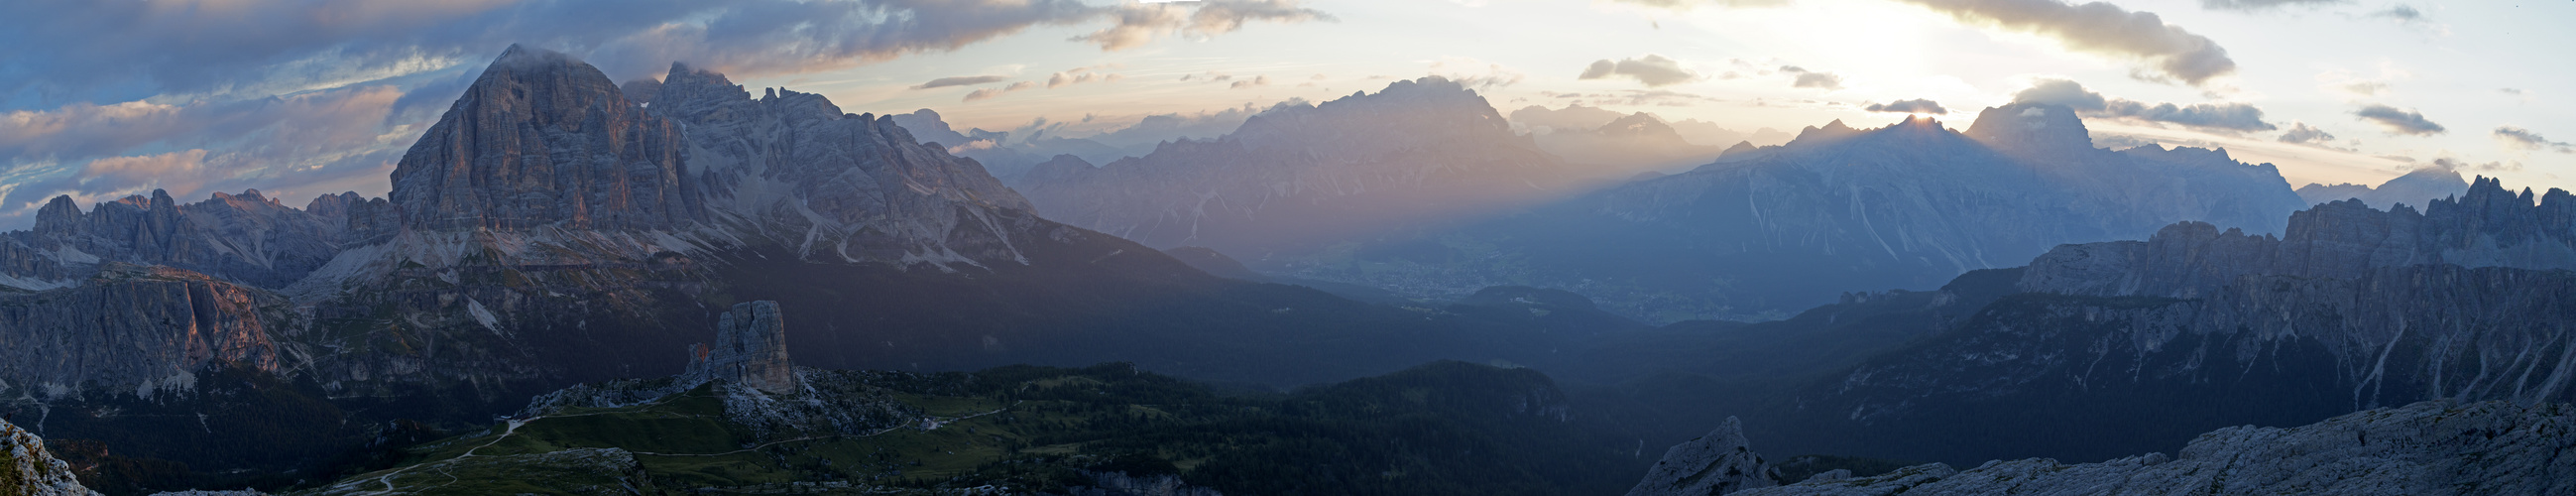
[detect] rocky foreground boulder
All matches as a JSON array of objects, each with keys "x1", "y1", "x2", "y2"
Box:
[
  {"x1": 1642, "y1": 400, "x2": 2576, "y2": 496},
  {"x1": 1624, "y1": 417, "x2": 1779, "y2": 496},
  {"x1": 2, "y1": 419, "x2": 101, "y2": 496}
]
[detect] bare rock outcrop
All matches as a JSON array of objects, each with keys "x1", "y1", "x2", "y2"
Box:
[
  {"x1": 1625, "y1": 417, "x2": 1780, "y2": 496},
  {"x1": 685, "y1": 301, "x2": 794, "y2": 394},
  {"x1": 1729, "y1": 401, "x2": 2576, "y2": 496},
  {"x1": 2, "y1": 418, "x2": 103, "y2": 496}
]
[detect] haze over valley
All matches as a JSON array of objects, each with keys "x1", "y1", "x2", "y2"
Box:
[{"x1": 1, "y1": 1, "x2": 2572, "y2": 495}]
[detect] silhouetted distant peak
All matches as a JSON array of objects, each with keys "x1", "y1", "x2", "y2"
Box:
[
  {"x1": 1789, "y1": 119, "x2": 1862, "y2": 145},
  {"x1": 1596, "y1": 112, "x2": 1677, "y2": 137}
]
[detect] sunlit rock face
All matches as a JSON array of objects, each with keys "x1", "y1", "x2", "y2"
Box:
[
  {"x1": 1725, "y1": 401, "x2": 2576, "y2": 496},
  {"x1": 0, "y1": 264, "x2": 286, "y2": 401},
  {"x1": 388, "y1": 44, "x2": 702, "y2": 232},
  {"x1": 1017, "y1": 76, "x2": 1588, "y2": 259}
]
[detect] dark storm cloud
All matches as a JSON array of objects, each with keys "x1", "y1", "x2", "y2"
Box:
[
  {"x1": 1864, "y1": 99, "x2": 1949, "y2": 114},
  {"x1": 2354, "y1": 104, "x2": 2445, "y2": 136},
  {"x1": 1892, "y1": 0, "x2": 2237, "y2": 86}
]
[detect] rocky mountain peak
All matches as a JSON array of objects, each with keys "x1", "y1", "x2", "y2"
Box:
[
  {"x1": 33, "y1": 194, "x2": 81, "y2": 233},
  {"x1": 1718, "y1": 141, "x2": 1760, "y2": 158},
  {"x1": 684, "y1": 301, "x2": 795, "y2": 394},
  {"x1": 1019, "y1": 154, "x2": 1098, "y2": 186},
  {"x1": 1965, "y1": 102, "x2": 2094, "y2": 157},
  {"x1": 388, "y1": 45, "x2": 700, "y2": 232},
  {"x1": 1789, "y1": 119, "x2": 1860, "y2": 145},
  {"x1": 302, "y1": 191, "x2": 364, "y2": 219},
  {"x1": 649, "y1": 62, "x2": 750, "y2": 123},
  {"x1": 1230, "y1": 76, "x2": 1521, "y2": 157}
]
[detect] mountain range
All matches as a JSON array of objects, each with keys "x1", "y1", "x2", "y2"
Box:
[
  {"x1": 1638, "y1": 176, "x2": 2576, "y2": 465},
  {"x1": 1282, "y1": 103, "x2": 2309, "y2": 321},
  {"x1": 0, "y1": 46, "x2": 1620, "y2": 484},
  {"x1": 1016, "y1": 76, "x2": 1599, "y2": 260}
]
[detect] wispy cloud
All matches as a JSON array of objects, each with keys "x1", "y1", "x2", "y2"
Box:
[
  {"x1": 2494, "y1": 127, "x2": 2574, "y2": 154},
  {"x1": 2354, "y1": 104, "x2": 2445, "y2": 135},
  {"x1": 1578, "y1": 55, "x2": 1701, "y2": 87},
  {"x1": 914, "y1": 75, "x2": 1012, "y2": 89},
  {"x1": 1892, "y1": 0, "x2": 2237, "y2": 86},
  {"x1": 1075, "y1": 0, "x2": 1334, "y2": 51},
  {"x1": 1777, "y1": 65, "x2": 1843, "y2": 90}
]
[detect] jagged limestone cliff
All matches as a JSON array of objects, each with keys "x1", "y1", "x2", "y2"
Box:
[
  {"x1": 0, "y1": 264, "x2": 291, "y2": 401},
  {"x1": 2021, "y1": 176, "x2": 2576, "y2": 299}
]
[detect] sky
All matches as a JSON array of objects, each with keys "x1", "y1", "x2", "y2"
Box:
[{"x1": 1, "y1": 0, "x2": 2569, "y2": 228}]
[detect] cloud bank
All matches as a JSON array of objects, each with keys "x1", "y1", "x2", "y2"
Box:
[
  {"x1": 2010, "y1": 78, "x2": 2274, "y2": 132},
  {"x1": 1865, "y1": 98, "x2": 1948, "y2": 114}
]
